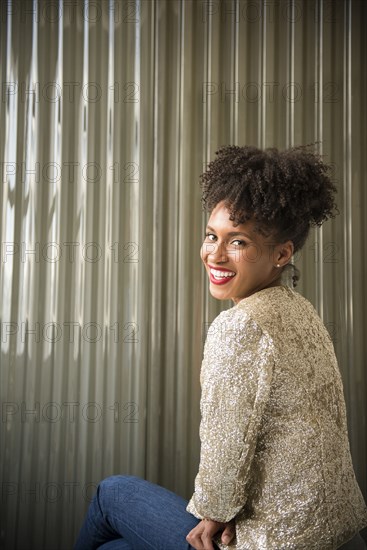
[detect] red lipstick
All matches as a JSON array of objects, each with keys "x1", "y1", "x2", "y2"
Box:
[{"x1": 207, "y1": 265, "x2": 236, "y2": 285}]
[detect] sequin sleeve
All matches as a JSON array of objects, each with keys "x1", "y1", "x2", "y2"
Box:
[{"x1": 186, "y1": 308, "x2": 275, "y2": 523}]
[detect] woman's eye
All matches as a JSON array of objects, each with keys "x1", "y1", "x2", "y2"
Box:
[
  {"x1": 204, "y1": 232, "x2": 216, "y2": 241},
  {"x1": 231, "y1": 239, "x2": 246, "y2": 247}
]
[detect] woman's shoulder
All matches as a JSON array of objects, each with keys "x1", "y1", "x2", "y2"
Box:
[
  {"x1": 207, "y1": 284, "x2": 332, "y2": 353},
  {"x1": 208, "y1": 285, "x2": 294, "y2": 341},
  {"x1": 235, "y1": 284, "x2": 319, "y2": 319},
  {"x1": 230, "y1": 284, "x2": 330, "y2": 344},
  {"x1": 205, "y1": 298, "x2": 276, "y2": 366},
  {"x1": 235, "y1": 283, "x2": 307, "y2": 311},
  {"x1": 208, "y1": 301, "x2": 265, "y2": 344}
]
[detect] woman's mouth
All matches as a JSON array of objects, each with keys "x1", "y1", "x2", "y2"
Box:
[{"x1": 209, "y1": 267, "x2": 236, "y2": 285}]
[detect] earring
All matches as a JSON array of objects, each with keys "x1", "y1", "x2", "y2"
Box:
[{"x1": 276, "y1": 263, "x2": 280, "y2": 268}]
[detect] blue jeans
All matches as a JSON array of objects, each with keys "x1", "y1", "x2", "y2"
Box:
[
  {"x1": 73, "y1": 474, "x2": 366, "y2": 550},
  {"x1": 74, "y1": 474, "x2": 221, "y2": 550}
]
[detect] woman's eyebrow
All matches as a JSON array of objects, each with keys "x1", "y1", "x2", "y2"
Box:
[{"x1": 206, "y1": 224, "x2": 253, "y2": 240}]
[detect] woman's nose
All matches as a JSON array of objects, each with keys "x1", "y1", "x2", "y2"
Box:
[{"x1": 206, "y1": 240, "x2": 228, "y2": 262}]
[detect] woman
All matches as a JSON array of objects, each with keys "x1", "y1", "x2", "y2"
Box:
[{"x1": 74, "y1": 145, "x2": 367, "y2": 550}]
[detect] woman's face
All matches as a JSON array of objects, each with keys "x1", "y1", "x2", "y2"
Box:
[{"x1": 200, "y1": 200, "x2": 293, "y2": 304}]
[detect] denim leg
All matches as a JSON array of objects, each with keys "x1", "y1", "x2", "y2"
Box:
[
  {"x1": 97, "y1": 541, "x2": 133, "y2": 550},
  {"x1": 74, "y1": 474, "x2": 211, "y2": 550}
]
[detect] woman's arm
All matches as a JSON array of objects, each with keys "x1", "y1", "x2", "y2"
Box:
[{"x1": 186, "y1": 309, "x2": 275, "y2": 523}]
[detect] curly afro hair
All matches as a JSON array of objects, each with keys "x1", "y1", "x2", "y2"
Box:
[{"x1": 200, "y1": 144, "x2": 338, "y2": 254}]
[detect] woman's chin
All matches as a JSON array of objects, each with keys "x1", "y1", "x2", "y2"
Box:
[{"x1": 209, "y1": 286, "x2": 230, "y2": 300}]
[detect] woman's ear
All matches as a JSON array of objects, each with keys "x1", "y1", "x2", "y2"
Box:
[{"x1": 276, "y1": 240, "x2": 294, "y2": 266}]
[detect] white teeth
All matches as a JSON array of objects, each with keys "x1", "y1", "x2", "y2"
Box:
[{"x1": 210, "y1": 268, "x2": 235, "y2": 279}]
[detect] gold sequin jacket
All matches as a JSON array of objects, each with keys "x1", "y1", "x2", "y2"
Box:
[{"x1": 186, "y1": 285, "x2": 367, "y2": 549}]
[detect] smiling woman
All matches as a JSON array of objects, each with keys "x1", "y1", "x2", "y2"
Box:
[
  {"x1": 201, "y1": 209, "x2": 294, "y2": 303},
  {"x1": 73, "y1": 145, "x2": 367, "y2": 550},
  {"x1": 185, "y1": 145, "x2": 367, "y2": 550}
]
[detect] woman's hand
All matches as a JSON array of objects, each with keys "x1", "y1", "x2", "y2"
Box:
[{"x1": 186, "y1": 518, "x2": 236, "y2": 549}]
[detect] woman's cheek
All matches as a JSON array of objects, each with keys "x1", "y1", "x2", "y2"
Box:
[
  {"x1": 200, "y1": 242, "x2": 212, "y2": 262},
  {"x1": 200, "y1": 244, "x2": 205, "y2": 262}
]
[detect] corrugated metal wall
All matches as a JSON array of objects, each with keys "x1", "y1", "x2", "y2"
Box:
[{"x1": 0, "y1": 0, "x2": 366, "y2": 548}]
